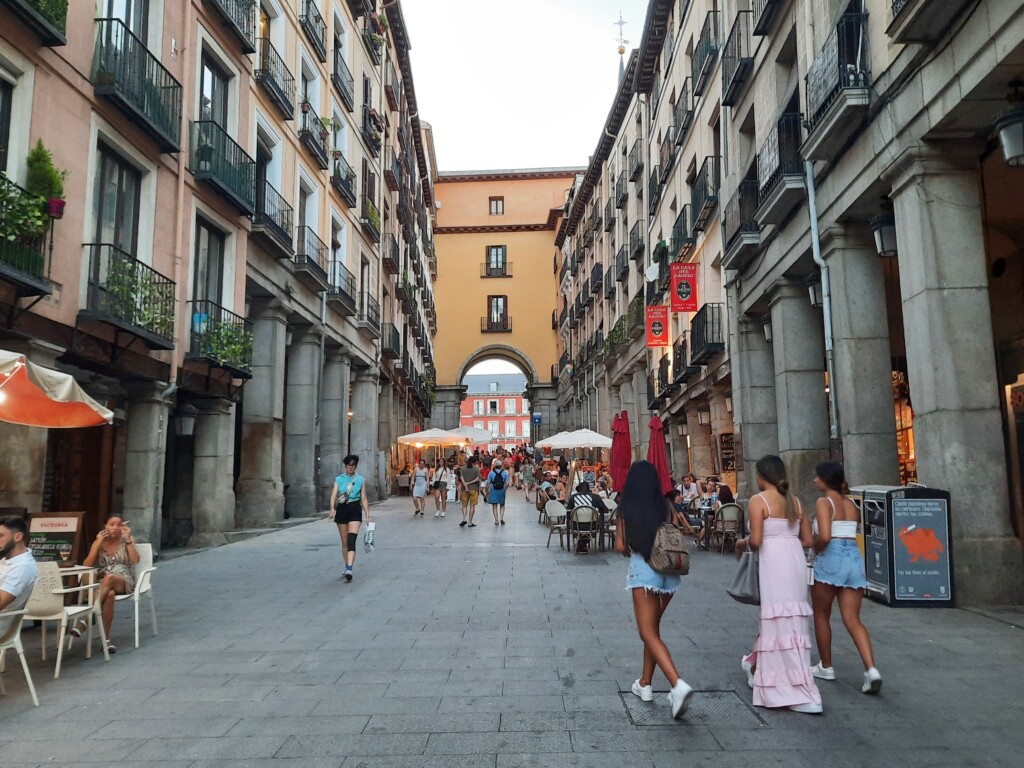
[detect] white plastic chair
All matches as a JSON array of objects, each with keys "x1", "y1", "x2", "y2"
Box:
[
  {"x1": 0, "y1": 609, "x2": 39, "y2": 707},
  {"x1": 115, "y1": 542, "x2": 158, "y2": 648},
  {"x1": 24, "y1": 562, "x2": 109, "y2": 678},
  {"x1": 544, "y1": 500, "x2": 567, "y2": 549}
]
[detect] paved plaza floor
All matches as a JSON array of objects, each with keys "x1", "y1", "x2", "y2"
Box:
[{"x1": 1, "y1": 490, "x2": 1021, "y2": 766}]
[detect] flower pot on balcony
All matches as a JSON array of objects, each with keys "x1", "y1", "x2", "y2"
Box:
[
  {"x1": 47, "y1": 197, "x2": 66, "y2": 219},
  {"x1": 319, "y1": 128, "x2": 330, "y2": 139},
  {"x1": 301, "y1": 101, "x2": 312, "y2": 113}
]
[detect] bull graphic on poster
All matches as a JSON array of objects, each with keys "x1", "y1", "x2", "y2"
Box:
[{"x1": 899, "y1": 524, "x2": 945, "y2": 563}]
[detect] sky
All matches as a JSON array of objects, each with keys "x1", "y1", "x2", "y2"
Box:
[
  {"x1": 401, "y1": 0, "x2": 650, "y2": 171},
  {"x1": 466, "y1": 359, "x2": 522, "y2": 376}
]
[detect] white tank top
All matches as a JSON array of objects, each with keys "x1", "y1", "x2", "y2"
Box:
[{"x1": 827, "y1": 498, "x2": 857, "y2": 539}]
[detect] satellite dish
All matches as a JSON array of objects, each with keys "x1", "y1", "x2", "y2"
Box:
[{"x1": 645, "y1": 264, "x2": 660, "y2": 282}]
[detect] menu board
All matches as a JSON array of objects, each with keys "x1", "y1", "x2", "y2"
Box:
[
  {"x1": 890, "y1": 496, "x2": 951, "y2": 602},
  {"x1": 718, "y1": 433, "x2": 737, "y2": 472},
  {"x1": 28, "y1": 512, "x2": 85, "y2": 565}
]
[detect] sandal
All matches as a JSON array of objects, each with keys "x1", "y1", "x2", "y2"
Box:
[{"x1": 69, "y1": 619, "x2": 88, "y2": 638}]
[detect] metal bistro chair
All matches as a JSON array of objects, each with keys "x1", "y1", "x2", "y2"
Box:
[
  {"x1": 544, "y1": 500, "x2": 568, "y2": 549},
  {"x1": 569, "y1": 506, "x2": 599, "y2": 556},
  {"x1": 711, "y1": 503, "x2": 743, "y2": 553},
  {"x1": 602, "y1": 499, "x2": 618, "y2": 551}
]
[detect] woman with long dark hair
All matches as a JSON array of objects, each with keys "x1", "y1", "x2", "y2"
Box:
[
  {"x1": 735, "y1": 455, "x2": 822, "y2": 714},
  {"x1": 614, "y1": 460, "x2": 695, "y2": 720},
  {"x1": 810, "y1": 461, "x2": 882, "y2": 693}
]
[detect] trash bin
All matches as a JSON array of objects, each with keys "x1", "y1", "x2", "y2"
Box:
[{"x1": 852, "y1": 485, "x2": 954, "y2": 606}]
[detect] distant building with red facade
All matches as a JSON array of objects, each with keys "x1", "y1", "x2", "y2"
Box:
[{"x1": 460, "y1": 374, "x2": 531, "y2": 448}]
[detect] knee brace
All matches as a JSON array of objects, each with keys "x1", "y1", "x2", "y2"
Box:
[{"x1": 347, "y1": 532, "x2": 358, "y2": 551}]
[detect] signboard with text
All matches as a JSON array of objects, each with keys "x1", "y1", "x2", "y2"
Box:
[
  {"x1": 890, "y1": 493, "x2": 952, "y2": 603},
  {"x1": 28, "y1": 511, "x2": 86, "y2": 565},
  {"x1": 646, "y1": 305, "x2": 670, "y2": 347},
  {"x1": 670, "y1": 263, "x2": 698, "y2": 313}
]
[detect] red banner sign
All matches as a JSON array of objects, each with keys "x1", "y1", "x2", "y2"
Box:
[
  {"x1": 670, "y1": 263, "x2": 698, "y2": 313},
  {"x1": 646, "y1": 305, "x2": 670, "y2": 348}
]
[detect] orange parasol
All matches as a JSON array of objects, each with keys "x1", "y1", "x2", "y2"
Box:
[{"x1": 0, "y1": 350, "x2": 113, "y2": 428}]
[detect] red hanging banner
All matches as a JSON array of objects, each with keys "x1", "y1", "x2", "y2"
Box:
[
  {"x1": 670, "y1": 263, "x2": 699, "y2": 313},
  {"x1": 646, "y1": 305, "x2": 670, "y2": 348}
]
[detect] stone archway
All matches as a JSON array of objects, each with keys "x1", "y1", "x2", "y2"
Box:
[{"x1": 454, "y1": 344, "x2": 539, "y2": 388}]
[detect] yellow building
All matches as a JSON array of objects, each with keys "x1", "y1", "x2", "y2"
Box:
[{"x1": 431, "y1": 169, "x2": 582, "y2": 438}]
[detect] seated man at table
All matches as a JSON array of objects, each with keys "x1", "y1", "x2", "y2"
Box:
[
  {"x1": 566, "y1": 482, "x2": 609, "y2": 553},
  {"x1": 0, "y1": 516, "x2": 39, "y2": 633}
]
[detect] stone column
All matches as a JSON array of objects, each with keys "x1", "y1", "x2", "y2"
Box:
[
  {"x1": 351, "y1": 370, "x2": 381, "y2": 500},
  {"x1": 283, "y1": 327, "x2": 321, "y2": 518},
  {"x1": 770, "y1": 281, "x2": 830, "y2": 501},
  {"x1": 609, "y1": 384, "x2": 621, "y2": 419},
  {"x1": 733, "y1": 317, "x2": 780, "y2": 498},
  {"x1": 319, "y1": 346, "x2": 351, "y2": 509},
  {"x1": 121, "y1": 383, "x2": 171, "y2": 548},
  {"x1": 709, "y1": 388, "x2": 734, "y2": 486},
  {"x1": 823, "y1": 226, "x2": 900, "y2": 487},
  {"x1": 633, "y1": 367, "x2": 649, "y2": 460},
  {"x1": 236, "y1": 300, "x2": 288, "y2": 526},
  {"x1": 0, "y1": 340, "x2": 63, "y2": 512},
  {"x1": 188, "y1": 399, "x2": 236, "y2": 548},
  {"x1": 890, "y1": 146, "x2": 1024, "y2": 603},
  {"x1": 686, "y1": 409, "x2": 714, "y2": 477}
]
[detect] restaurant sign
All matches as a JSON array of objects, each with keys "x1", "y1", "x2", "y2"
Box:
[
  {"x1": 670, "y1": 263, "x2": 698, "y2": 313},
  {"x1": 28, "y1": 511, "x2": 85, "y2": 565},
  {"x1": 646, "y1": 305, "x2": 670, "y2": 347}
]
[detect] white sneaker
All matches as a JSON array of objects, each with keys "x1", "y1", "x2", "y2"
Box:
[
  {"x1": 862, "y1": 667, "x2": 882, "y2": 694},
  {"x1": 630, "y1": 679, "x2": 653, "y2": 702},
  {"x1": 740, "y1": 656, "x2": 755, "y2": 689},
  {"x1": 434, "y1": 511, "x2": 441, "y2": 518},
  {"x1": 440, "y1": 512, "x2": 445, "y2": 517},
  {"x1": 788, "y1": 702, "x2": 823, "y2": 714},
  {"x1": 811, "y1": 662, "x2": 836, "y2": 681},
  {"x1": 667, "y1": 680, "x2": 694, "y2": 720}
]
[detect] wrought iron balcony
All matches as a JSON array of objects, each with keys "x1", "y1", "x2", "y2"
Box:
[
  {"x1": 673, "y1": 333, "x2": 701, "y2": 382},
  {"x1": 591, "y1": 199, "x2": 603, "y2": 232},
  {"x1": 604, "y1": 199, "x2": 615, "y2": 232},
  {"x1": 722, "y1": 11, "x2": 753, "y2": 107},
  {"x1": 92, "y1": 19, "x2": 183, "y2": 152},
  {"x1": 671, "y1": 205, "x2": 695, "y2": 261},
  {"x1": 691, "y1": 155, "x2": 720, "y2": 232},
  {"x1": 657, "y1": 355, "x2": 672, "y2": 397},
  {"x1": 382, "y1": 322, "x2": 401, "y2": 358},
  {"x1": 616, "y1": 246, "x2": 629, "y2": 281},
  {"x1": 804, "y1": 13, "x2": 870, "y2": 160},
  {"x1": 252, "y1": 179, "x2": 294, "y2": 256},
  {"x1": 628, "y1": 139, "x2": 644, "y2": 182},
  {"x1": 385, "y1": 61, "x2": 401, "y2": 110},
  {"x1": 723, "y1": 179, "x2": 760, "y2": 270},
  {"x1": 690, "y1": 302, "x2": 725, "y2": 365},
  {"x1": 627, "y1": 292, "x2": 645, "y2": 339},
  {"x1": 660, "y1": 131, "x2": 675, "y2": 181},
  {"x1": 191, "y1": 120, "x2": 256, "y2": 215},
  {"x1": 645, "y1": 278, "x2": 661, "y2": 307},
  {"x1": 615, "y1": 171, "x2": 628, "y2": 208},
  {"x1": 357, "y1": 292, "x2": 381, "y2": 338},
  {"x1": 346, "y1": 0, "x2": 373, "y2": 19},
  {"x1": 481, "y1": 316, "x2": 512, "y2": 333},
  {"x1": 362, "y1": 25, "x2": 383, "y2": 65},
  {"x1": 674, "y1": 78, "x2": 694, "y2": 146},
  {"x1": 299, "y1": 0, "x2": 327, "y2": 62},
  {"x1": 582, "y1": 278, "x2": 593, "y2": 306},
  {"x1": 362, "y1": 105, "x2": 382, "y2": 154},
  {"x1": 604, "y1": 275, "x2": 616, "y2": 301},
  {"x1": 332, "y1": 48, "x2": 355, "y2": 112},
  {"x1": 2, "y1": 0, "x2": 67, "y2": 46},
  {"x1": 647, "y1": 167, "x2": 662, "y2": 216},
  {"x1": 206, "y1": 0, "x2": 256, "y2": 54},
  {"x1": 756, "y1": 113, "x2": 805, "y2": 225},
  {"x1": 629, "y1": 222, "x2": 644, "y2": 261},
  {"x1": 298, "y1": 103, "x2": 331, "y2": 170},
  {"x1": 753, "y1": 0, "x2": 783, "y2": 36},
  {"x1": 361, "y1": 196, "x2": 381, "y2": 241},
  {"x1": 292, "y1": 225, "x2": 329, "y2": 291},
  {"x1": 331, "y1": 153, "x2": 357, "y2": 208},
  {"x1": 693, "y1": 12, "x2": 720, "y2": 98},
  {"x1": 327, "y1": 259, "x2": 358, "y2": 315},
  {"x1": 888, "y1": 0, "x2": 973, "y2": 43},
  {"x1": 81, "y1": 243, "x2": 175, "y2": 349},
  {"x1": 591, "y1": 263, "x2": 603, "y2": 295},
  {"x1": 188, "y1": 299, "x2": 253, "y2": 378},
  {"x1": 481, "y1": 261, "x2": 512, "y2": 278},
  {"x1": 0, "y1": 174, "x2": 52, "y2": 297},
  {"x1": 255, "y1": 37, "x2": 295, "y2": 120},
  {"x1": 383, "y1": 232, "x2": 399, "y2": 274},
  {"x1": 385, "y1": 148, "x2": 401, "y2": 191}
]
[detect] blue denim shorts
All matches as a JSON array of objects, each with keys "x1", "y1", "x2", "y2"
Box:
[
  {"x1": 626, "y1": 553, "x2": 680, "y2": 595},
  {"x1": 813, "y1": 538, "x2": 868, "y2": 589}
]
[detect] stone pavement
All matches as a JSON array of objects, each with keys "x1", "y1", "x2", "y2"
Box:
[{"x1": 1, "y1": 490, "x2": 1021, "y2": 767}]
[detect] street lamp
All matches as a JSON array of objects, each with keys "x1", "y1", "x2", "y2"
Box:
[
  {"x1": 697, "y1": 409, "x2": 711, "y2": 426},
  {"x1": 995, "y1": 81, "x2": 1024, "y2": 167},
  {"x1": 807, "y1": 276, "x2": 823, "y2": 308},
  {"x1": 174, "y1": 403, "x2": 197, "y2": 437},
  {"x1": 762, "y1": 316, "x2": 773, "y2": 343},
  {"x1": 870, "y1": 215, "x2": 898, "y2": 258}
]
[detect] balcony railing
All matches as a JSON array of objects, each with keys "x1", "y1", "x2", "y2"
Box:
[
  {"x1": 671, "y1": 205, "x2": 695, "y2": 260},
  {"x1": 3, "y1": 0, "x2": 67, "y2": 46},
  {"x1": 647, "y1": 167, "x2": 662, "y2": 215},
  {"x1": 690, "y1": 302, "x2": 725, "y2": 365},
  {"x1": 298, "y1": 103, "x2": 331, "y2": 170},
  {"x1": 481, "y1": 261, "x2": 512, "y2": 278},
  {"x1": 299, "y1": 0, "x2": 327, "y2": 62},
  {"x1": 0, "y1": 174, "x2": 52, "y2": 297},
  {"x1": 674, "y1": 78, "x2": 694, "y2": 145},
  {"x1": 591, "y1": 199, "x2": 603, "y2": 231},
  {"x1": 206, "y1": 0, "x2": 256, "y2": 53},
  {"x1": 660, "y1": 132, "x2": 675, "y2": 180},
  {"x1": 673, "y1": 333, "x2": 701, "y2": 382},
  {"x1": 82, "y1": 243, "x2": 175, "y2": 349},
  {"x1": 629, "y1": 222, "x2": 644, "y2": 261},
  {"x1": 724, "y1": 180, "x2": 759, "y2": 249},
  {"x1": 481, "y1": 316, "x2": 512, "y2": 333},
  {"x1": 382, "y1": 322, "x2": 401, "y2": 358},
  {"x1": 753, "y1": 0, "x2": 783, "y2": 36},
  {"x1": 806, "y1": 14, "x2": 870, "y2": 130},
  {"x1": 358, "y1": 292, "x2": 381, "y2": 337},
  {"x1": 628, "y1": 139, "x2": 644, "y2": 181},
  {"x1": 362, "y1": 104, "x2": 382, "y2": 153},
  {"x1": 385, "y1": 147, "x2": 401, "y2": 191},
  {"x1": 383, "y1": 232, "x2": 400, "y2": 274},
  {"x1": 331, "y1": 48, "x2": 355, "y2": 112},
  {"x1": 361, "y1": 196, "x2": 381, "y2": 241},
  {"x1": 657, "y1": 355, "x2": 672, "y2": 397},
  {"x1": 591, "y1": 263, "x2": 603, "y2": 295},
  {"x1": 331, "y1": 153, "x2": 357, "y2": 208},
  {"x1": 346, "y1": 0, "x2": 373, "y2": 19},
  {"x1": 362, "y1": 24, "x2": 383, "y2": 65},
  {"x1": 691, "y1": 156, "x2": 720, "y2": 232},
  {"x1": 693, "y1": 12, "x2": 720, "y2": 98},
  {"x1": 616, "y1": 246, "x2": 629, "y2": 281},
  {"x1": 255, "y1": 37, "x2": 295, "y2": 120},
  {"x1": 327, "y1": 259, "x2": 358, "y2": 313},
  {"x1": 190, "y1": 120, "x2": 256, "y2": 215},
  {"x1": 92, "y1": 19, "x2": 183, "y2": 152},
  {"x1": 292, "y1": 225, "x2": 329, "y2": 289},
  {"x1": 604, "y1": 198, "x2": 615, "y2": 232},
  {"x1": 722, "y1": 11, "x2": 753, "y2": 107},
  {"x1": 615, "y1": 171, "x2": 628, "y2": 208},
  {"x1": 253, "y1": 179, "x2": 293, "y2": 254},
  {"x1": 188, "y1": 299, "x2": 254, "y2": 377},
  {"x1": 758, "y1": 113, "x2": 803, "y2": 206},
  {"x1": 604, "y1": 275, "x2": 616, "y2": 301},
  {"x1": 385, "y1": 61, "x2": 401, "y2": 110}
]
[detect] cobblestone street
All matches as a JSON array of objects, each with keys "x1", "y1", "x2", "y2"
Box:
[{"x1": 1, "y1": 491, "x2": 1021, "y2": 767}]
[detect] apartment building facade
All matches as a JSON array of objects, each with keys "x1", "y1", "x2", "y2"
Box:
[
  {"x1": 460, "y1": 373, "x2": 532, "y2": 447},
  {"x1": 0, "y1": 0, "x2": 436, "y2": 549}
]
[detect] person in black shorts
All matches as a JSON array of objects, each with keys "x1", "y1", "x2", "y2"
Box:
[{"x1": 329, "y1": 454, "x2": 372, "y2": 581}]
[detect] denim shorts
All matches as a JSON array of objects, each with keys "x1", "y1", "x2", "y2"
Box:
[
  {"x1": 813, "y1": 538, "x2": 868, "y2": 589},
  {"x1": 626, "y1": 553, "x2": 680, "y2": 595}
]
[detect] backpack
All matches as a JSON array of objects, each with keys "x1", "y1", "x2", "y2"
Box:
[
  {"x1": 649, "y1": 523, "x2": 690, "y2": 576},
  {"x1": 490, "y1": 470, "x2": 506, "y2": 490}
]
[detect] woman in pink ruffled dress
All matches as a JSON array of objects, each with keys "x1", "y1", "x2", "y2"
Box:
[{"x1": 735, "y1": 455, "x2": 822, "y2": 714}]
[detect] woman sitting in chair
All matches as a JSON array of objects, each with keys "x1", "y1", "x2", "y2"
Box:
[{"x1": 73, "y1": 514, "x2": 138, "y2": 654}]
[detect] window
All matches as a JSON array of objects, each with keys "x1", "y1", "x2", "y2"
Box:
[
  {"x1": 485, "y1": 245, "x2": 507, "y2": 277},
  {"x1": 104, "y1": 0, "x2": 148, "y2": 40},
  {"x1": 489, "y1": 196, "x2": 504, "y2": 215},
  {"x1": 193, "y1": 217, "x2": 226, "y2": 305},
  {"x1": 504, "y1": 399, "x2": 516, "y2": 415},
  {"x1": 473, "y1": 420, "x2": 484, "y2": 430},
  {"x1": 0, "y1": 79, "x2": 11, "y2": 173},
  {"x1": 487, "y1": 295, "x2": 508, "y2": 330},
  {"x1": 199, "y1": 54, "x2": 229, "y2": 127},
  {"x1": 473, "y1": 400, "x2": 484, "y2": 415},
  {"x1": 522, "y1": 420, "x2": 530, "y2": 438},
  {"x1": 361, "y1": 158, "x2": 376, "y2": 199},
  {"x1": 488, "y1": 399, "x2": 498, "y2": 415},
  {"x1": 93, "y1": 144, "x2": 141, "y2": 254},
  {"x1": 488, "y1": 421, "x2": 499, "y2": 437},
  {"x1": 505, "y1": 421, "x2": 516, "y2": 437},
  {"x1": 489, "y1": 381, "x2": 498, "y2": 392}
]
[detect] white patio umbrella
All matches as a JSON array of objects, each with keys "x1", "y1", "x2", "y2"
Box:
[
  {"x1": 449, "y1": 425, "x2": 493, "y2": 444},
  {"x1": 396, "y1": 427, "x2": 465, "y2": 447},
  {"x1": 537, "y1": 429, "x2": 612, "y2": 450},
  {"x1": 534, "y1": 430, "x2": 573, "y2": 449}
]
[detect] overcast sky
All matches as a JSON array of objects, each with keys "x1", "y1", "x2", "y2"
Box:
[{"x1": 402, "y1": 0, "x2": 649, "y2": 172}]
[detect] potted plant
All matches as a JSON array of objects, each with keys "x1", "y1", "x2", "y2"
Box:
[
  {"x1": 25, "y1": 140, "x2": 68, "y2": 219},
  {"x1": 300, "y1": 90, "x2": 312, "y2": 113}
]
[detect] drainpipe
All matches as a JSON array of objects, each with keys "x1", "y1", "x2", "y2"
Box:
[{"x1": 805, "y1": 161, "x2": 840, "y2": 441}]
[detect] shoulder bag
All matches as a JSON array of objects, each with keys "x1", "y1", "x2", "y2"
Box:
[{"x1": 727, "y1": 550, "x2": 760, "y2": 605}]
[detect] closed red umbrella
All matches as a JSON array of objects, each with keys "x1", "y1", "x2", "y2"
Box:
[
  {"x1": 610, "y1": 410, "x2": 632, "y2": 491},
  {"x1": 646, "y1": 414, "x2": 673, "y2": 495}
]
